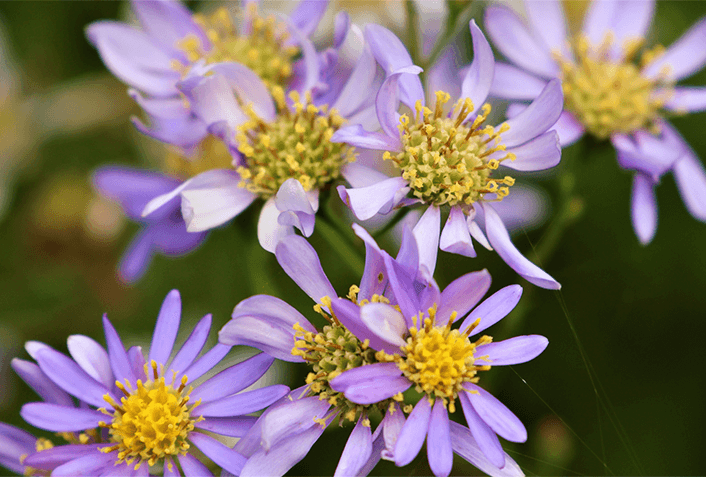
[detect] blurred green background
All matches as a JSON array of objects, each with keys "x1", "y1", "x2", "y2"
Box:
[{"x1": 0, "y1": 1, "x2": 704, "y2": 475}]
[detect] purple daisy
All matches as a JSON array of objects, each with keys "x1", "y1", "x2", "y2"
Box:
[
  {"x1": 92, "y1": 167, "x2": 209, "y2": 283},
  {"x1": 139, "y1": 16, "x2": 382, "y2": 252},
  {"x1": 332, "y1": 22, "x2": 563, "y2": 289},
  {"x1": 219, "y1": 229, "x2": 524, "y2": 476},
  {"x1": 485, "y1": 0, "x2": 706, "y2": 244},
  {"x1": 327, "y1": 254, "x2": 547, "y2": 475},
  {"x1": 10, "y1": 290, "x2": 289, "y2": 476}
]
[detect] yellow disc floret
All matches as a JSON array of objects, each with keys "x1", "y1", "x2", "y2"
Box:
[
  {"x1": 175, "y1": 5, "x2": 299, "y2": 91},
  {"x1": 386, "y1": 91, "x2": 515, "y2": 208},
  {"x1": 99, "y1": 361, "x2": 203, "y2": 469},
  {"x1": 235, "y1": 89, "x2": 356, "y2": 197},
  {"x1": 377, "y1": 305, "x2": 491, "y2": 413},
  {"x1": 556, "y1": 33, "x2": 674, "y2": 139}
]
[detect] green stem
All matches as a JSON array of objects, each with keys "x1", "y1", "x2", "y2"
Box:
[
  {"x1": 423, "y1": 1, "x2": 478, "y2": 70},
  {"x1": 316, "y1": 217, "x2": 365, "y2": 277},
  {"x1": 405, "y1": 0, "x2": 421, "y2": 67}
]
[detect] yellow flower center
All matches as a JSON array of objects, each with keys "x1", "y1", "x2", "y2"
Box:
[
  {"x1": 175, "y1": 5, "x2": 299, "y2": 92},
  {"x1": 386, "y1": 91, "x2": 515, "y2": 208},
  {"x1": 377, "y1": 305, "x2": 491, "y2": 413},
  {"x1": 163, "y1": 134, "x2": 233, "y2": 179},
  {"x1": 557, "y1": 33, "x2": 674, "y2": 139},
  {"x1": 235, "y1": 89, "x2": 355, "y2": 198},
  {"x1": 99, "y1": 361, "x2": 203, "y2": 469}
]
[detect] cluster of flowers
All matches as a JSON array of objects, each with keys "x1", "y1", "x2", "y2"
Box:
[{"x1": 2, "y1": 0, "x2": 705, "y2": 476}]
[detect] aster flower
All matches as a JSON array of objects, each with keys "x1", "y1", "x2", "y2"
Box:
[
  {"x1": 10, "y1": 290, "x2": 289, "y2": 476},
  {"x1": 333, "y1": 22, "x2": 563, "y2": 289},
  {"x1": 0, "y1": 423, "x2": 37, "y2": 475},
  {"x1": 140, "y1": 17, "x2": 383, "y2": 252},
  {"x1": 484, "y1": 0, "x2": 706, "y2": 243},
  {"x1": 219, "y1": 229, "x2": 523, "y2": 476},
  {"x1": 328, "y1": 261, "x2": 548, "y2": 476}
]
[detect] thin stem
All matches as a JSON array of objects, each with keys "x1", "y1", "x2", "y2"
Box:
[
  {"x1": 405, "y1": 0, "x2": 421, "y2": 67},
  {"x1": 316, "y1": 217, "x2": 365, "y2": 277}
]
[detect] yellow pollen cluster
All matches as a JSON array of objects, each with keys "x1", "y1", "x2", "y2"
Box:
[
  {"x1": 556, "y1": 33, "x2": 674, "y2": 139},
  {"x1": 163, "y1": 134, "x2": 234, "y2": 179},
  {"x1": 377, "y1": 306, "x2": 492, "y2": 413},
  {"x1": 98, "y1": 361, "x2": 203, "y2": 469},
  {"x1": 175, "y1": 5, "x2": 299, "y2": 91},
  {"x1": 386, "y1": 91, "x2": 515, "y2": 207},
  {"x1": 235, "y1": 89, "x2": 355, "y2": 197}
]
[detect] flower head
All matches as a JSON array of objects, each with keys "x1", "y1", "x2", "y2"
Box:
[
  {"x1": 11, "y1": 290, "x2": 288, "y2": 476},
  {"x1": 220, "y1": 228, "x2": 527, "y2": 476},
  {"x1": 333, "y1": 22, "x2": 562, "y2": 289},
  {"x1": 485, "y1": 0, "x2": 706, "y2": 243}
]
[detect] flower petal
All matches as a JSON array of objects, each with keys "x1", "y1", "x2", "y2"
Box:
[
  {"x1": 364, "y1": 24, "x2": 425, "y2": 108},
  {"x1": 484, "y1": 6, "x2": 558, "y2": 78},
  {"x1": 195, "y1": 385, "x2": 290, "y2": 417},
  {"x1": 339, "y1": 177, "x2": 409, "y2": 221},
  {"x1": 501, "y1": 79, "x2": 563, "y2": 148},
  {"x1": 181, "y1": 172, "x2": 256, "y2": 233},
  {"x1": 631, "y1": 173, "x2": 658, "y2": 245},
  {"x1": 449, "y1": 421, "x2": 524, "y2": 477},
  {"x1": 179, "y1": 343, "x2": 231, "y2": 383},
  {"x1": 461, "y1": 21, "x2": 495, "y2": 115},
  {"x1": 582, "y1": 0, "x2": 617, "y2": 49},
  {"x1": 66, "y1": 335, "x2": 113, "y2": 389},
  {"x1": 413, "y1": 205, "x2": 441, "y2": 278},
  {"x1": 189, "y1": 432, "x2": 247, "y2": 476},
  {"x1": 241, "y1": 420, "x2": 326, "y2": 477},
  {"x1": 103, "y1": 315, "x2": 136, "y2": 385},
  {"x1": 330, "y1": 363, "x2": 410, "y2": 405},
  {"x1": 34, "y1": 348, "x2": 109, "y2": 408},
  {"x1": 194, "y1": 416, "x2": 257, "y2": 437},
  {"x1": 427, "y1": 399, "x2": 453, "y2": 477},
  {"x1": 376, "y1": 65, "x2": 423, "y2": 144},
  {"x1": 674, "y1": 152, "x2": 706, "y2": 222},
  {"x1": 0, "y1": 423, "x2": 36, "y2": 473},
  {"x1": 524, "y1": 0, "x2": 569, "y2": 54},
  {"x1": 288, "y1": 0, "x2": 328, "y2": 38},
  {"x1": 178, "y1": 453, "x2": 213, "y2": 477},
  {"x1": 382, "y1": 253, "x2": 421, "y2": 325},
  {"x1": 664, "y1": 86, "x2": 706, "y2": 113},
  {"x1": 22, "y1": 444, "x2": 98, "y2": 471},
  {"x1": 132, "y1": 0, "x2": 207, "y2": 50},
  {"x1": 191, "y1": 352, "x2": 274, "y2": 403},
  {"x1": 275, "y1": 234, "x2": 337, "y2": 303},
  {"x1": 464, "y1": 383, "x2": 527, "y2": 443},
  {"x1": 21, "y1": 403, "x2": 104, "y2": 432},
  {"x1": 490, "y1": 63, "x2": 547, "y2": 101},
  {"x1": 331, "y1": 124, "x2": 403, "y2": 151},
  {"x1": 231, "y1": 294, "x2": 315, "y2": 331},
  {"x1": 275, "y1": 179, "x2": 316, "y2": 237},
  {"x1": 168, "y1": 314, "x2": 212, "y2": 377},
  {"x1": 502, "y1": 131, "x2": 561, "y2": 172},
  {"x1": 382, "y1": 403, "x2": 406, "y2": 461},
  {"x1": 260, "y1": 395, "x2": 332, "y2": 451},
  {"x1": 360, "y1": 303, "x2": 408, "y2": 347},
  {"x1": 147, "y1": 289, "x2": 181, "y2": 366},
  {"x1": 643, "y1": 17, "x2": 706, "y2": 81},
  {"x1": 258, "y1": 196, "x2": 295, "y2": 253},
  {"x1": 51, "y1": 449, "x2": 116, "y2": 477},
  {"x1": 11, "y1": 359, "x2": 74, "y2": 406},
  {"x1": 482, "y1": 203, "x2": 560, "y2": 289},
  {"x1": 607, "y1": 0, "x2": 655, "y2": 60},
  {"x1": 330, "y1": 298, "x2": 400, "y2": 354},
  {"x1": 394, "y1": 397, "x2": 431, "y2": 466},
  {"x1": 334, "y1": 415, "x2": 373, "y2": 477},
  {"x1": 438, "y1": 269, "x2": 491, "y2": 324},
  {"x1": 440, "y1": 203, "x2": 476, "y2": 258},
  {"x1": 219, "y1": 315, "x2": 301, "y2": 363},
  {"x1": 459, "y1": 392, "x2": 505, "y2": 468},
  {"x1": 462, "y1": 285, "x2": 523, "y2": 336},
  {"x1": 86, "y1": 21, "x2": 179, "y2": 97},
  {"x1": 476, "y1": 335, "x2": 549, "y2": 366}
]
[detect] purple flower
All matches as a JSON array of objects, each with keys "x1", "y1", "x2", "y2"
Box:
[
  {"x1": 327, "y1": 255, "x2": 547, "y2": 476},
  {"x1": 10, "y1": 290, "x2": 288, "y2": 476},
  {"x1": 485, "y1": 0, "x2": 706, "y2": 243},
  {"x1": 333, "y1": 22, "x2": 563, "y2": 289},
  {"x1": 219, "y1": 228, "x2": 524, "y2": 476},
  {"x1": 93, "y1": 166, "x2": 208, "y2": 283},
  {"x1": 141, "y1": 16, "x2": 382, "y2": 253}
]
